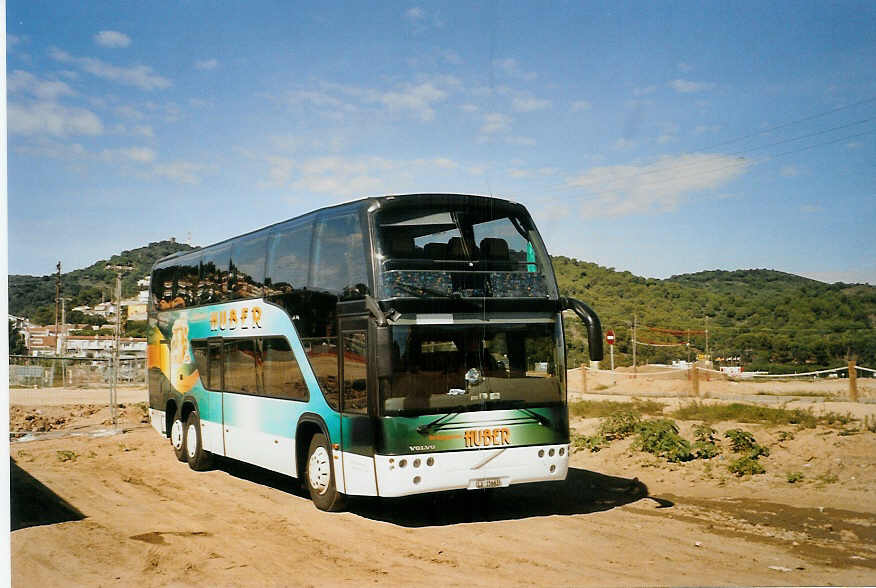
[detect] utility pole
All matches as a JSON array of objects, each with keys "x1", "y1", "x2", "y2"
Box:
[
  {"x1": 632, "y1": 314, "x2": 637, "y2": 376},
  {"x1": 54, "y1": 261, "x2": 61, "y2": 351},
  {"x1": 106, "y1": 263, "x2": 134, "y2": 429}
]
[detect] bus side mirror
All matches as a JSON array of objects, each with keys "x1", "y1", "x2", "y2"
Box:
[{"x1": 560, "y1": 297, "x2": 604, "y2": 362}]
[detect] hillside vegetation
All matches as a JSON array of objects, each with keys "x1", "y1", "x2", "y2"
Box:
[
  {"x1": 554, "y1": 257, "x2": 876, "y2": 370},
  {"x1": 8, "y1": 240, "x2": 195, "y2": 325},
  {"x1": 9, "y1": 244, "x2": 875, "y2": 371}
]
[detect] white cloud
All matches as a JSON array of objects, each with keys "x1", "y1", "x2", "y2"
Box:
[
  {"x1": 195, "y1": 59, "x2": 218, "y2": 71},
  {"x1": 567, "y1": 153, "x2": 751, "y2": 216},
  {"x1": 511, "y1": 96, "x2": 551, "y2": 112},
  {"x1": 657, "y1": 134, "x2": 677, "y2": 144},
  {"x1": 100, "y1": 146, "x2": 156, "y2": 163},
  {"x1": 570, "y1": 100, "x2": 591, "y2": 112},
  {"x1": 460, "y1": 103, "x2": 478, "y2": 113},
  {"x1": 8, "y1": 70, "x2": 75, "y2": 100},
  {"x1": 694, "y1": 124, "x2": 722, "y2": 134},
  {"x1": 8, "y1": 101, "x2": 103, "y2": 136},
  {"x1": 669, "y1": 79, "x2": 715, "y2": 93},
  {"x1": 380, "y1": 82, "x2": 446, "y2": 121},
  {"x1": 153, "y1": 161, "x2": 206, "y2": 184},
  {"x1": 494, "y1": 58, "x2": 537, "y2": 82},
  {"x1": 505, "y1": 136, "x2": 536, "y2": 146},
  {"x1": 800, "y1": 204, "x2": 821, "y2": 213},
  {"x1": 677, "y1": 62, "x2": 693, "y2": 73},
  {"x1": 7, "y1": 34, "x2": 23, "y2": 48},
  {"x1": 94, "y1": 30, "x2": 131, "y2": 48},
  {"x1": 480, "y1": 112, "x2": 511, "y2": 135},
  {"x1": 49, "y1": 48, "x2": 171, "y2": 90},
  {"x1": 633, "y1": 85, "x2": 656, "y2": 97},
  {"x1": 613, "y1": 138, "x2": 637, "y2": 150},
  {"x1": 405, "y1": 7, "x2": 425, "y2": 21},
  {"x1": 115, "y1": 104, "x2": 144, "y2": 120},
  {"x1": 780, "y1": 165, "x2": 801, "y2": 177}
]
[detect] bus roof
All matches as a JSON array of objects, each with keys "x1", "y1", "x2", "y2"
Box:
[{"x1": 153, "y1": 193, "x2": 525, "y2": 267}]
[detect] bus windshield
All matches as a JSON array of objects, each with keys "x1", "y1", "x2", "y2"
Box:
[
  {"x1": 380, "y1": 322, "x2": 564, "y2": 416},
  {"x1": 375, "y1": 203, "x2": 557, "y2": 299}
]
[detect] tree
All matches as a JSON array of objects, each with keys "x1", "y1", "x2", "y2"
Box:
[{"x1": 9, "y1": 321, "x2": 27, "y2": 355}]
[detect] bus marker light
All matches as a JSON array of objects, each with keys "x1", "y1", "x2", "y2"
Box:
[
  {"x1": 399, "y1": 459, "x2": 407, "y2": 468},
  {"x1": 426, "y1": 457, "x2": 434, "y2": 467},
  {"x1": 538, "y1": 449, "x2": 545, "y2": 458},
  {"x1": 413, "y1": 459, "x2": 421, "y2": 468},
  {"x1": 413, "y1": 476, "x2": 421, "y2": 485},
  {"x1": 548, "y1": 448, "x2": 555, "y2": 457},
  {"x1": 332, "y1": 443, "x2": 339, "y2": 450}
]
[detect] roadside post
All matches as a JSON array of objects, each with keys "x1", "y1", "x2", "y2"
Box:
[
  {"x1": 606, "y1": 329, "x2": 615, "y2": 371},
  {"x1": 849, "y1": 359, "x2": 858, "y2": 402}
]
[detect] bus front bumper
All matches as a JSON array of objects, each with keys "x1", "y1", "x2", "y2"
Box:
[{"x1": 373, "y1": 443, "x2": 569, "y2": 498}]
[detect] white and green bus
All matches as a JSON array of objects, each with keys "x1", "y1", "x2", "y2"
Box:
[{"x1": 148, "y1": 194, "x2": 603, "y2": 511}]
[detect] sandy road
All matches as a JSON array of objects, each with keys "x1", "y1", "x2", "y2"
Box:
[{"x1": 11, "y1": 422, "x2": 875, "y2": 587}]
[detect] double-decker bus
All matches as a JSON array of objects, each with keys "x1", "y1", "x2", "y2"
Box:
[{"x1": 147, "y1": 194, "x2": 603, "y2": 511}]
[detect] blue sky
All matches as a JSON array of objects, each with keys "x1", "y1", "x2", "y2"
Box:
[{"x1": 6, "y1": 1, "x2": 876, "y2": 283}]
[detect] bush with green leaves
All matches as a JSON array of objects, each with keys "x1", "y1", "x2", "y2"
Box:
[
  {"x1": 572, "y1": 433, "x2": 606, "y2": 453},
  {"x1": 724, "y1": 429, "x2": 770, "y2": 457},
  {"x1": 634, "y1": 419, "x2": 693, "y2": 462},
  {"x1": 692, "y1": 424, "x2": 720, "y2": 459},
  {"x1": 598, "y1": 410, "x2": 642, "y2": 441},
  {"x1": 729, "y1": 455, "x2": 766, "y2": 476}
]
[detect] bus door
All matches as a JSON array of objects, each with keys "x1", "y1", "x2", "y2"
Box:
[{"x1": 338, "y1": 315, "x2": 378, "y2": 496}]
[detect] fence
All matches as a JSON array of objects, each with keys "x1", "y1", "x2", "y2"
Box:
[{"x1": 9, "y1": 355, "x2": 146, "y2": 388}]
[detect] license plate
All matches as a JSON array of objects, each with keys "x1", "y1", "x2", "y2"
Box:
[{"x1": 475, "y1": 477, "x2": 502, "y2": 489}]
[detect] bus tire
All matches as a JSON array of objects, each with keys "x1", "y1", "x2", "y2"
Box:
[
  {"x1": 171, "y1": 409, "x2": 187, "y2": 462},
  {"x1": 185, "y1": 411, "x2": 212, "y2": 471},
  {"x1": 305, "y1": 434, "x2": 346, "y2": 512}
]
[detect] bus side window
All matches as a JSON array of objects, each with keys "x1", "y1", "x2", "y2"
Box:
[
  {"x1": 262, "y1": 337, "x2": 307, "y2": 400},
  {"x1": 224, "y1": 339, "x2": 258, "y2": 394},
  {"x1": 342, "y1": 331, "x2": 368, "y2": 414},
  {"x1": 266, "y1": 221, "x2": 312, "y2": 294},
  {"x1": 176, "y1": 254, "x2": 201, "y2": 307},
  {"x1": 311, "y1": 213, "x2": 369, "y2": 298},
  {"x1": 200, "y1": 244, "x2": 231, "y2": 305},
  {"x1": 191, "y1": 340, "x2": 209, "y2": 388},
  {"x1": 230, "y1": 234, "x2": 267, "y2": 300},
  {"x1": 303, "y1": 336, "x2": 339, "y2": 410}
]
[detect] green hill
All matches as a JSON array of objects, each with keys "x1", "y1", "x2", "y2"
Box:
[
  {"x1": 9, "y1": 243, "x2": 875, "y2": 371},
  {"x1": 8, "y1": 240, "x2": 196, "y2": 325},
  {"x1": 554, "y1": 257, "x2": 876, "y2": 370}
]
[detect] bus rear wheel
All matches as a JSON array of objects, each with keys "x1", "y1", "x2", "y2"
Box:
[
  {"x1": 171, "y1": 409, "x2": 187, "y2": 462},
  {"x1": 306, "y1": 434, "x2": 346, "y2": 512},
  {"x1": 185, "y1": 411, "x2": 212, "y2": 471}
]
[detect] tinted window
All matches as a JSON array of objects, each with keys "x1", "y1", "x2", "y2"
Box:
[
  {"x1": 231, "y1": 234, "x2": 267, "y2": 299},
  {"x1": 266, "y1": 221, "x2": 312, "y2": 294},
  {"x1": 304, "y1": 336, "x2": 339, "y2": 410},
  {"x1": 342, "y1": 331, "x2": 367, "y2": 414},
  {"x1": 176, "y1": 253, "x2": 201, "y2": 307},
  {"x1": 224, "y1": 339, "x2": 258, "y2": 393},
  {"x1": 312, "y1": 213, "x2": 368, "y2": 298},
  {"x1": 200, "y1": 244, "x2": 231, "y2": 304},
  {"x1": 263, "y1": 337, "x2": 307, "y2": 400},
  {"x1": 191, "y1": 340, "x2": 208, "y2": 387},
  {"x1": 208, "y1": 340, "x2": 223, "y2": 390}
]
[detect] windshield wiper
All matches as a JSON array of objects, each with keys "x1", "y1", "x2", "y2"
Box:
[{"x1": 416, "y1": 412, "x2": 461, "y2": 434}]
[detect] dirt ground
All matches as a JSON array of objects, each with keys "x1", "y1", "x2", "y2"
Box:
[{"x1": 9, "y1": 375, "x2": 876, "y2": 587}]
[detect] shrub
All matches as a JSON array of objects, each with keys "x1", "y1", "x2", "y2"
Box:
[
  {"x1": 598, "y1": 410, "x2": 642, "y2": 441},
  {"x1": 729, "y1": 455, "x2": 766, "y2": 476},
  {"x1": 635, "y1": 419, "x2": 693, "y2": 463},
  {"x1": 572, "y1": 433, "x2": 605, "y2": 453},
  {"x1": 692, "y1": 425, "x2": 720, "y2": 459},
  {"x1": 724, "y1": 429, "x2": 770, "y2": 457},
  {"x1": 672, "y1": 401, "x2": 817, "y2": 428},
  {"x1": 777, "y1": 430, "x2": 795, "y2": 442},
  {"x1": 786, "y1": 471, "x2": 804, "y2": 483}
]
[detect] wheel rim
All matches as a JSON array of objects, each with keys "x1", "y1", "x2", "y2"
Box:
[
  {"x1": 308, "y1": 446, "x2": 331, "y2": 495},
  {"x1": 171, "y1": 419, "x2": 184, "y2": 450},
  {"x1": 186, "y1": 423, "x2": 198, "y2": 459}
]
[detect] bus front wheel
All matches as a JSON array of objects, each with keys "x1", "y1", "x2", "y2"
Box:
[
  {"x1": 171, "y1": 409, "x2": 187, "y2": 462},
  {"x1": 185, "y1": 411, "x2": 212, "y2": 471},
  {"x1": 306, "y1": 434, "x2": 346, "y2": 512}
]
